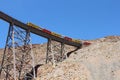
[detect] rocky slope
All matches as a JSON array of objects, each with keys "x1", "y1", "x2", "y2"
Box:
[
  {"x1": 0, "y1": 36, "x2": 120, "y2": 80},
  {"x1": 36, "y1": 36, "x2": 120, "y2": 80}
]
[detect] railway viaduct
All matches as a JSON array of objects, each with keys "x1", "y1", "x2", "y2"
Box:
[{"x1": 0, "y1": 11, "x2": 82, "y2": 80}]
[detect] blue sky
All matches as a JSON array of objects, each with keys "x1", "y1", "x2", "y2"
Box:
[{"x1": 0, "y1": 0, "x2": 120, "y2": 48}]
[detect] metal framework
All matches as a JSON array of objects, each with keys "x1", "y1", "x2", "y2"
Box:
[
  {"x1": 0, "y1": 23, "x2": 35, "y2": 80},
  {"x1": 46, "y1": 39, "x2": 66, "y2": 66},
  {"x1": 0, "y1": 11, "x2": 82, "y2": 48},
  {"x1": 0, "y1": 11, "x2": 82, "y2": 80}
]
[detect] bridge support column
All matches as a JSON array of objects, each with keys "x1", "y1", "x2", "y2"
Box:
[
  {"x1": 61, "y1": 43, "x2": 65, "y2": 61},
  {"x1": 46, "y1": 38, "x2": 51, "y2": 64},
  {"x1": 46, "y1": 39, "x2": 66, "y2": 66},
  {"x1": 46, "y1": 38, "x2": 55, "y2": 66},
  {"x1": 0, "y1": 23, "x2": 35, "y2": 80}
]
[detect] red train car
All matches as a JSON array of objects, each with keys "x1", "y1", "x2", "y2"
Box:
[
  {"x1": 64, "y1": 36, "x2": 72, "y2": 41},
  {"x1": 83, "y1": 41, "x2": 91, "y2": 45},
  {"x1": 42, "y1": 29, "x2": 51, "y2": 34}
]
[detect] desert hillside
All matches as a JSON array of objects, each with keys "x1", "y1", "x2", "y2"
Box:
[
  {"x1": 0, "y1": 36, "x2": 120, "y2": 80},
  {"x1": 37, "y1": 36, "x2": 120, "y2": 80}
]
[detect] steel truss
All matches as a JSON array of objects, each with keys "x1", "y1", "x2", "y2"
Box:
[
  {"x1": 0, "y1": 23, "x2": 35, "y2": 80},
  {"x1": 46, "y1": 38, "x2": 66, "y2": 66}
]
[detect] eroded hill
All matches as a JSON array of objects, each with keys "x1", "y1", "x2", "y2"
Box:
[
  {"x1": 37, "y1": 36, "x2": 120, "y2": 80},
  {"x1": 0, "y1": 36, "x2": 120, "y2": 80}
]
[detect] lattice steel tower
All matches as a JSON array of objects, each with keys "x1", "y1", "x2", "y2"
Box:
[{"x1": 0, "y1": 23, "x2": 35, "y2": 80}]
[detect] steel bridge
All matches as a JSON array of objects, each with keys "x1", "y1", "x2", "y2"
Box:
[{"x1": 0, "y1": 11, "x2": 82, "y2": 80}]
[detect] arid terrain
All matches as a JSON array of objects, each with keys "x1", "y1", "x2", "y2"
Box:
[{"x1": 0, "y1": 36, "x2": 120, "y2": 80}]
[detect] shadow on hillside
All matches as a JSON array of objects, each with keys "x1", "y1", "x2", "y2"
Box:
[
  {"x1": 23, "y1": 64, "x2": 43, "y2": 80},
  {"x1": 66, "y1": 47, "x2": 80, "y2": 58}
]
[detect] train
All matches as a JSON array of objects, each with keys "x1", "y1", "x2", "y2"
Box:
[
  {"x1": 26, "y1": 22, "x2": 81, "y2": 44},
  {"x1": 27, "y1": 22, "x2": 41, "y2": 29}
]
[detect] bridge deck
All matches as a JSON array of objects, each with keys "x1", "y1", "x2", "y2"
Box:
[{"x1": 0, "y1": 11, "x2": 82, "y2": 48}]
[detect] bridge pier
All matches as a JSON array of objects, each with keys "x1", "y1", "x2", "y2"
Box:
[
  {"x1": 46, "y1": 39, "x2": 66, "y2": 66},
  {"x1": 61, "y1": 43, "x2": 65, "y2": 61},
  {"x1": 0, "y1": 23, "x2": 36, "y2": 80}
]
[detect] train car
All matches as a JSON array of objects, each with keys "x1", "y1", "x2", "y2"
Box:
[
  {"x1": 72, "y1": 39, "x2": 81, "y2": 43},
  {"x1": 42, "y1": 29, "x2": 52, "y2": 34},
  {"x1": 27, "y1": 22, "x2": 41, "y2": 29},
  {"x1": 64, "y1": 36, "x2": 72, "y2": 41},
  {"x1": 83, "y1": 41, "x2": 91, "y2": 45},
  {"x1": 51, "y1": 32, "x2": 62, "y2": 38}
]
